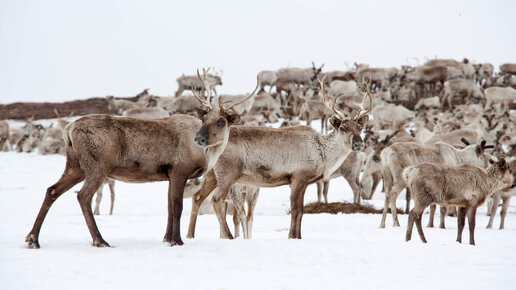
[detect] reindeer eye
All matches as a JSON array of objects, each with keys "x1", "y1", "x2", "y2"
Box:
[
  {"x1": 339, "y1": 126, "x2": 345, "y2": 131},
  {"x1": 217, "y1": 118, "x2": 226, "y2": 127}
]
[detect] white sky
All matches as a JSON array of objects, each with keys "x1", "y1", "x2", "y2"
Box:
[{"x1": 0, "y1": 0, "x2": 514, "y2": 104}]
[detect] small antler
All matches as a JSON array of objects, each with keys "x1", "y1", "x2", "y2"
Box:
[
  {"x1": 354, "y1": 78, "x2": 373, "y2": 120},
  {"x1": 381, "y1": 130, "x2": 399, "y2": 144},
  {"x1": 192, "y1": 68, "x2": 213, "y2": 109}
]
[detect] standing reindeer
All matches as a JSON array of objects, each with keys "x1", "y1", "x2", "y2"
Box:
[
  {"x1": 187, "y1": 74, "x2": 371, "y2": 240},
  {"x1": 380, "y1": 139, "x2": 493, "y2": 229},
  {"x1": 404, "y1": 158, "x2": 510, "y2": 245},
  {"x1": 25, "y1": 68, "x2": 259, "y2": 248}
]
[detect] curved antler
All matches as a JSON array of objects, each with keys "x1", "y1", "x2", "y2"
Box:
[
  {"x1": 318, "y1": 74, "x2": 345, "y2": 120},
  {"x1": 354, "y1": 78, "x2": 373, "y2": 120},
  {"x1": 222, "y1": 75, "x2": 261, "y2": 113},
  {"x1": 192, "y1": 68, "x2": 213, "y2": 109}
]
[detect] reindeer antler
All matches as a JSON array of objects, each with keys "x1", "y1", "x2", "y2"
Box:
[
  {"x1": 318, "y1": 74, "x2": 346, "y2": 120},
  {"x1": 192, "y1": 68, "x2": 213, "y2": 109},
  {"x1": 221, "y1": 75, "x2": 261, "y2": 113},
  {"x1": 354, "y1": 77, "x2": 373, "y2": 120}
]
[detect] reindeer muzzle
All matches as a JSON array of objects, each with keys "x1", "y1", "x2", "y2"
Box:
[
  {"x1": 352, "y1": 136, "x2": 364, "y2": 151},
  {"x1": 195, "y1": 132, "x2": 208, "y2": 147}
]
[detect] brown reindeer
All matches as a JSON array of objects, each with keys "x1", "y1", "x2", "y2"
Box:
[
  {"x1": 25, "y1": 113, "x2": 206, "y2": 248},
  {"x1": 380, "y1": 139, "x2": 493, "y2": 228},
  {"x1": 187, "y1": 75, "x2": 371, "y2": 239},
  {"x1": 404, "y1": 158, "x2": 510, "y2": 245},
  {"x1": 25, "y1": 68, "x2": 258, "y2": 248}
]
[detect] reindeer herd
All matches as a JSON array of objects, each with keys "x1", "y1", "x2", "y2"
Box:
[{"x1": 2, "y1": 58, "x2": 514, "y2": 248}]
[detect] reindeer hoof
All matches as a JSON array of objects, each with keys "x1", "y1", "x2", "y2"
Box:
[
  {"x1": 93, "y1": 239, "x2": 110, "y2": 248},
  {"x1": 25, "y1": 234, "x2": 40, "y2": 249},
  {"x1": 170, "y1": 240, "x2": 184, "y2": 246}
]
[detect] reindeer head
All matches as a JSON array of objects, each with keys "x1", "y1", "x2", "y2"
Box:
[
  {"x1": 319, "y1": 75, "x2": 372, "y2": 152},
  {"x1": 194, "y1": 68, "x2": 260, "y2": 148}
]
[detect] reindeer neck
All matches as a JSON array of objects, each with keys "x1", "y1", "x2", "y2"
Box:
[
  {"x1": 203, "y1": 131, "x2": 230, "y2": 173},
  {"x1": 321, "y1": 130, "x2": 352, "y2": 179}
]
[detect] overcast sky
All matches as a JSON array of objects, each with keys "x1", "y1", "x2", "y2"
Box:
[{"x1": 0, "y1": 0, "x2": 514, "y2": 104}]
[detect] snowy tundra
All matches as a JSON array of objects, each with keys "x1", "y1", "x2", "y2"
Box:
[{"x1": 0, "y1": 122, "x2": 515, "y2": 290}]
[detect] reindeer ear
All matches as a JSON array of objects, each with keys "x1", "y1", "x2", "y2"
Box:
[
  {"x1": 329, "y1": 116, "x2": 341, "y2": 129},
  {"x1": 498, "y1": 157, "x2": 507, "y2": 167},
  {"x1": 226, "y1": 113, "x2": 241, "y2": 125},
  {"x1": 475, "y1": 145, "x2": 482, "y2": 156},
  {"x1": 357, "y1": 115, "x2": 369, "y2": 127},
  {"x1": 194, "y1": 107, "x2": 208, "y2": 119}
]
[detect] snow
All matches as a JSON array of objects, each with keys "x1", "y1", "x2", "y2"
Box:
[{"x1": 1, "y1": 148, "x2": 516, "y2": 289}]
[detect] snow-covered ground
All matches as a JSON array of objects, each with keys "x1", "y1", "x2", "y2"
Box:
[{"x1": 1, "y1": 148, "x2": 515, "y2": 289}]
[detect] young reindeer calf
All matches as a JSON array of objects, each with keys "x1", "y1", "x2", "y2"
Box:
[{"x1": 404, "y1": 158, "x2": 510, "y2": 245}]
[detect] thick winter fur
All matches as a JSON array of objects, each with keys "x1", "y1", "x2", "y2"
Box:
[
  {"x1": 379, "y1": 141, "x2": 490, "y2": 228},
  {"x1": 404, "y1": 159, "x2": 510, "y2": 245},
  {"x1": 26, "y1": 114, "x2": 206, "y2": 248},
  {"x1": 188, "y1": 112, "x2": 368, "y2": 240}
]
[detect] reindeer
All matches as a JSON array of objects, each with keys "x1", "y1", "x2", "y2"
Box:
[
  {"x1": 442, "y1": 79, "x2": 483, "y2": 109},
  {"x1": 187, "y1": 74, "x2": 371, "y2": 240},
  {"x1": 122, "y1": 107, "x2": 171, "y2": 119},
  {"x1": 486, "y1": 158, "x2": 516, "y2": 230},
  {"x1": 25, "y1": 68, "x2": 258, "y2": 248},
  {"x1": 404, "y1": 158, "x2": 510, "y2": 245},
  {"x1": 24, "y1": 112, "x2": 207, "y2": 248},
  {"x1": 175, "y1": 72, "x2": 222, "y2": 97},
  {"x1": 484, "y1": 86, "x2": 516, "y2": 111},
  {"x1": 379, "y1": 139, "x2": 493, "y2": 229},
  {"x1": 275, "y1": 62, "x2": 324, "y2": 101},
  {"x1": 258, "y1": 70, "x2": 277, "y2": 93}
]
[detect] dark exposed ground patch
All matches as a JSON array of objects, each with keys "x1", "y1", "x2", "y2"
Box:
[{"x1": 303, "y1": 201, "x2": 406, "y2": 215}]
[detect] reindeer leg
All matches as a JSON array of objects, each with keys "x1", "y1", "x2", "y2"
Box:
[
  {"x1": 247, "y1": 199, "x2": 256, "y2": 240},
  {"x1": 323, "y1": 181, "x2": 329, "y2": 204},
  {"x1": 165, "y1": 171, "x2": 188, "y2": 246},
  {"x1": 93, "y1": 183, "x2": 104, "y2": 216},
  {"x1": 427, "y1": 204, "x2": 436, "y2": 228},
  {"x1": 405, "y1": 187, "x2": 411, "y2": 214},
  {"x1": 346, "y1": 174, "x2": 360, "y2": 205},
  {"x1": 26, "y1": 167, "x2": 84, "y2": 249},
  {"x1": 439, "y1": 206, "x2": 447, "y2": 229},
  {"x1": 289, "y1": 180, "x2": 308, "y2": 239},
  {"x1": 316, "y1": 181, "x2": 323, "y2": 203},
  {"x1": 212, "y1": 185, "x2": 235, "y2": 239},
  {"x1": 77, "y1": 174, "x2": 111, "y2": 247},
  {"x1": 108, "y1": 179, "x2": 115, "y2": 215},
  {"x1": 415, "y1": 210, "x2": 427, "y2": 243},
  {"x1": 486, "y1": 191, "x2": 500, "y2": 229},
  {"x1": 212, "y1": 169, "x2": 240, "y2": 239},
  {"x1": 467, "y1": 207, "x2": 477, "y2": 245},
  {"x1": 500, "y1": 197, "x2": 510, "y2": 230},
  {"x1": 232, "y1": 206, "x2": 240, "y2": 238},
  {"x1": 239, "y1": 204, "x2": 248, "y2": 239},
  {"x1": 380, "y1": 192, "x2": 390, "y2": 229},
  {"x1": 406, "y1": 209, "x2": 416, "y2": 241},
  {"x1": 186, "y1": 171, "x2": 217, "y2": 239},
  {"x1": 456, "y1": 207, "x2": 467, "y2": 243}
]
